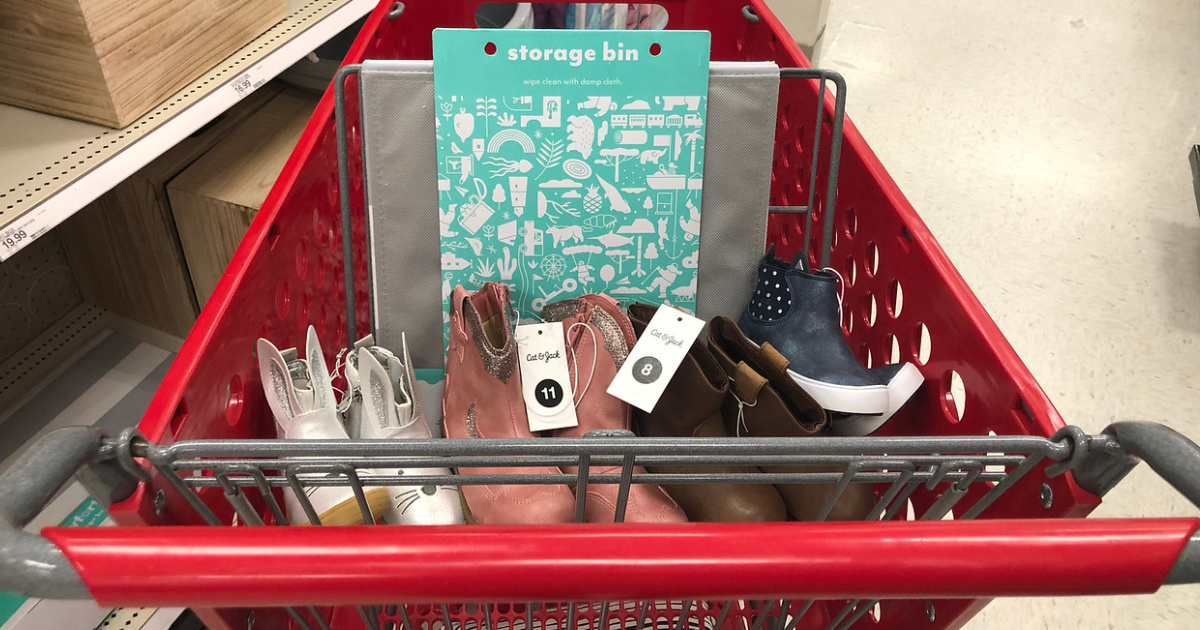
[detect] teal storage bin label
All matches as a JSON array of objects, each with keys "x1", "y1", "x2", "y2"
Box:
[{"x1": 433, "y1": 29, "x2": 710, "y2": 342}]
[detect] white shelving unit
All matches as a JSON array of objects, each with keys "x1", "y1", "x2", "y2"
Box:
[{"x1": 0, "y1": 0, "x2": 376, "y2": 262}]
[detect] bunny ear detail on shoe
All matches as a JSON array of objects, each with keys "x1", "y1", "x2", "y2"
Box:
[
  {"x1": 400, "y1": 332, "x2": 420, "y2": 420},
  {"x1": 258, "y1": 338, "x2": 299, "y2": 433},
  {"x1": 306, "y1": 325, "x2": 336, "y2": 413},
  {"x1": 360, "y1": 343, "x2": 422, "y2": 436},
  {"x1": 358, "y1": 346, "x2": 396, "y2": 435},
  {"x1": 386, "y1": 339, "x2": 414, "y2": 428}
]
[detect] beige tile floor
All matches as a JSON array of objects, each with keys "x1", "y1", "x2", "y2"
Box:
[{"x1": 810, "y1": 0, "x2": 1200, "y2": 627}]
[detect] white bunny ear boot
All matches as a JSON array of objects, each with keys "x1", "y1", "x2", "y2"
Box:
[
  {"x1": 257, "y1": 326, "x2": 389, "y2": 525},
  {"x1": 351, "y1": 334, "x2": 464, "y2": 525}
]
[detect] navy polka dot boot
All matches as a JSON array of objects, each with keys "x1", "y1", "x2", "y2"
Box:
[{"x1": 737, "y1": 245, "x2": 890, "y2": 419}]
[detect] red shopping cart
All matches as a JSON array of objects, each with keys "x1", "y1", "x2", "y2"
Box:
[{"x1": 1, "y1": 2, "x2": 1197, "y2": 630}]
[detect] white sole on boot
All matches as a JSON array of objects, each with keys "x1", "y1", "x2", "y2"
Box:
[
  {"x1": 786, "y1": 368, "x2": 889, "y2": 415},
  {"x1": 832, "y1": 363, "x2": 924, "y2": 436}
]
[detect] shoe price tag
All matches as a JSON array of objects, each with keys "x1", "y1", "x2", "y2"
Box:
[
  {"x1": 607, "y1": 305, "x2": 705, "y2": 413},
  {"x1": 515, "y1": 322, "x2": 579, "y2": 432}
]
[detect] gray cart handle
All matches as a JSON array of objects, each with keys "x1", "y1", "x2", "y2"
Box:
[{"x1": 0, "y1": 427, "x2": 109, "y2": 599}]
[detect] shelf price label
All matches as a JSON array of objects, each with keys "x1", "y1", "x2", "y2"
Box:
[
  {"x1": 230, "y1": 66, "x2": 266, "y2": 100},
  {"x1": 0, "y1": 224, "x2": 32, "y2": 258},
  {"x1": 0, "y1": 214, "x2": 48, "y2": 260}
]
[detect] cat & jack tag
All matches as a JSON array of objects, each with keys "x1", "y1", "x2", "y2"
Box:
[
  {"x1": 607, "y1": 305, "x2": 705, "y2": 413},
  {"x1": 515, "y1": 322, "x2": 579, "y2": 432}
]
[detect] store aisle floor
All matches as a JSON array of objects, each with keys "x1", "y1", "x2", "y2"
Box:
[{"x1": 816, "y1": 0, "x2": 1200, "y2": 627}]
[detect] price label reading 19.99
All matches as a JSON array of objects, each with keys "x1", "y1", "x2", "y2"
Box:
[{"x1": 0, "y1": 228, "x2": 30, "y2": 253}]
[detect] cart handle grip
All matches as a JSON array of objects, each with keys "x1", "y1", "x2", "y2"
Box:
[
  {"x1": 1072, "y1": 422, "x2": 1200, "y2": 583},
  {"x1": 1081, "y1": 422, "x2": 1200, "y2": 509},
  {"x1": 0, "y1": 427, "x2": 101, "y2": 599}
]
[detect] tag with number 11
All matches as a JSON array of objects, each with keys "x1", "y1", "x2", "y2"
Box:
[{"x1": 515, "y1": 322, "x2": 579, "y2": 432}]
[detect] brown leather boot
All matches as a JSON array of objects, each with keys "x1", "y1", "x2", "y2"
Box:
[
  {"x1": 707, "y1": 316, "x2": 877, "y2": 522},
  {"x1": 627, "y1": 303, "x2": 787, "y2": 522}
]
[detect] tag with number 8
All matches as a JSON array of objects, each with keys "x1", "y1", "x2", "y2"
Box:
[
  {"x1": 607, "y1": 305, "x2": 705, "y2": 412},
  {"x1": 515, "y1": 322, "x2": 579, "y2": 432}
]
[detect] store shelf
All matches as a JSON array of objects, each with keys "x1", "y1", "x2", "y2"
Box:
[
  {"x1": 0, "y1": 0, "x2": 376, "y2": 262},
  {"x1": 0, "y1": 303, "x2": 109, "y2": 423}
]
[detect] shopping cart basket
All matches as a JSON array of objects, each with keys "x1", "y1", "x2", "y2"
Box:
[{"x1": 2, "y1": 2, "x2": 1198, "y2": 630}]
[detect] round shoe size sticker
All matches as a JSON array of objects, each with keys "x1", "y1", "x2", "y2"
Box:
[
  {"x1": 534, "y1": 378, "x2": 565, "y2": 408},
  {"x1": 631, "y1": 356, "x2": 663, "y2": 384}
]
